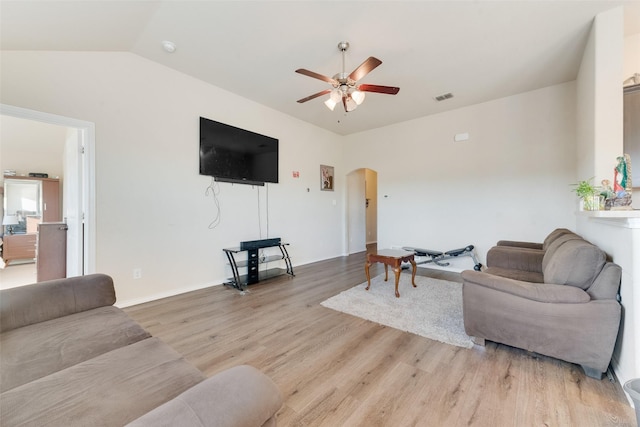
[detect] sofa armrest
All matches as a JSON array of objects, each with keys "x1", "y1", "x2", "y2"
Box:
[
  {"x1": 126, "y1": 365, "x2": 283, "y2": 427},
  {"x1": 486, "y1": 246, "x2": 544, "y2": 273},
  {"x1": 461, "y1": 270, "x2": 590, "y2": 304},
  {"x1": 496, "y1": 240, "x2": 543, "y2": 250},
  {"x1": 0, "y1": 274, "x2": 115, "y2": 332}
]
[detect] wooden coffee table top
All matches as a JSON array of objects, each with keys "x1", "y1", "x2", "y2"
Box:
[{"x1": 368, "y1": 249, "x2": 415, "y2": 260}]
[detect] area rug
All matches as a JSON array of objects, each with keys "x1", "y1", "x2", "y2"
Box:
[{"x1": 320, "y1": 274, "x2": 474, "y2": 349}]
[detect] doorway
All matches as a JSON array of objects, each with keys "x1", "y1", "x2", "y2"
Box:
[
  {"x1": 0, "y1": 104, "x2": 95, "y2": 287},
  {"x1": 346, "y1": 168, "x2": 377, "y2": 254}
]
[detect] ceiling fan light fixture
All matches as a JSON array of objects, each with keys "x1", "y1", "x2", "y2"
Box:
[
  {"x1": 324, "y1": 98, "x2": 337, "y2": 111},
  {"x1": 295, "y1": 41, "x2": 399, "y2": 112},
  {"x1": 345, "y1": 97, "x2": 358, "y2": 112},
  {"x1": 330, "y1": 88, "x2": 342, "y2": 103},
  {"x1": 351, "y1": 89, "x2": 365, "y2": 105}
]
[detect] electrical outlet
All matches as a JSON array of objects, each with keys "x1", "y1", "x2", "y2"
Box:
[{"x1": 133, "y1": 268, "x2": 142, "y2": 279}]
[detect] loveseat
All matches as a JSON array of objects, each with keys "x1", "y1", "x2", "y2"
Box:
[
  {"x1": 0, "y1": 274, "x2": 283, "y2": 426},
  {"x1": 461, "y1": 229, "x2": 622, "y2": 379}
]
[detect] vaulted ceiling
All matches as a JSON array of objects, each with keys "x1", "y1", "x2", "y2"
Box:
[{"x1": 2, "y1": 1, "x2": 639, "y2": 135}]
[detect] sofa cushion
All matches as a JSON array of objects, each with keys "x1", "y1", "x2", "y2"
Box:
[
  {"x1": 543, "y1": 228, "x2": 575, "y2": 250},
  {"x1": 461, "y1": 270, "x2": 590, "y2": 304},
  {"x1": 541, "y1": 233, "x2": 585, "y2": 272},
  {"x1": 0, "y1": 305, "x2": 151, "y2": 392},
  {"x1": 483, "y1": 266, "x2": 544, "y2": 283},
  {"x1": 0, "y1": 274, "x2": 116, "y2": 332},
  {"x1": 587, "y1": 262, "x2": 622, "y2": 300},
  {"x1": 543, "y1": 240, "x2": 606, "y2": 290},
  {"x1": 486, "y1": 246, "x2": 545, "y2": 274},
  {"x1": 126, "y1": 365, "x2": 284, "y2": 427},
  {"x1": 496, "y1": 240, "x2": 543, "y2": 250},
  {"x1": 462, "y1": 280, "x2": 621, "y2": 374},
  {"x1": 0, "y1": 337, "x2": 206, "y2": 427}
]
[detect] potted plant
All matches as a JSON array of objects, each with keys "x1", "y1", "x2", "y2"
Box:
[{"x1": 571, "y1": 178, "x2": 602, "y2": 211}]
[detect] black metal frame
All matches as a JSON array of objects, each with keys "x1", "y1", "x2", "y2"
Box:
[
  {"x1": 402, "y1": 244, "x2": 483, "y2": 271},
  {"x1": 223, "y1": 243, "x2": 294, "y2": 292}
]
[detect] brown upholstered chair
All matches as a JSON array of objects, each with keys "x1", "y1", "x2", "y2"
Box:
[{"x1": 462, "y1": 231, "x2": 622, "y2": 379}]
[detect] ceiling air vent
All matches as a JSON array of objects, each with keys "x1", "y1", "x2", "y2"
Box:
[{"x1": 434, "y1": 92, "x2": 454, "y2": 102}]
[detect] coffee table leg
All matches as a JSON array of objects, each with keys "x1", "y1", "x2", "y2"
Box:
[
  {"x1": 393, "y1": 266, "x2": 401, "y2": 298},
  {"x1": 410, "y1": 259, "x2": 417, "y2": 288},
  {"x1": 365, "y1": 260, "x2": 372, "y2": 290},
  {"x1": 383, "y1": 264, "x2": 389, "y2": 281}
]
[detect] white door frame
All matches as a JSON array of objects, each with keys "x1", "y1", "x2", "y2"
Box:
[{"x1": 1, "y1": 104, "x2": 96, "y2": 275}]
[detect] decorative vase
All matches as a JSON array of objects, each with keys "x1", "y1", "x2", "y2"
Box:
[{"x1": 582, "y1": 195, "x2": 603, "y2": 211}]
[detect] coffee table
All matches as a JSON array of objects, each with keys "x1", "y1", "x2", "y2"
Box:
[{"x1": 365, "y1": 249, "x2": 417, "y2": 298}]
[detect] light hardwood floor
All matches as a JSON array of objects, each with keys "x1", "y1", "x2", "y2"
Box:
[{"x1": 124, "y1": 250, "x2": 635, "y2": 427}]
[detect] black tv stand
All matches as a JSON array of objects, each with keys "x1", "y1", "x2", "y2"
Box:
[{"x1": 222, "y1": 238, "x2": 294, "y2": 292}]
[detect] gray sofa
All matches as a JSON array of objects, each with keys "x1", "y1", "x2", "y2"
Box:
[
  {"x1": 0, "y1": 274, "x2": 283, "y2": 426},
  {"x1": 461, "y1": 229, "x2": 622, "y2": 379}
]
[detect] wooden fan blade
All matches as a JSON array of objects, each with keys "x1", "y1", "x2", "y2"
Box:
[
  {"x1": 348, "y1": 57, "x2": 382, "y2": 82},
  {"x1": 358, "y1": 84, "x2": 400, "y2": 95},
  {"x1": 297, "y1": 89, "x2": 331, "y2": 103},
  {"x1": 295, "y1": 69, "x2": 338, "y2": 85}
]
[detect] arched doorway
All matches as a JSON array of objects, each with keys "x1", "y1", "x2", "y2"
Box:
[{"x1": 346, "y1": 168, "x2": 377, "y2": 254}]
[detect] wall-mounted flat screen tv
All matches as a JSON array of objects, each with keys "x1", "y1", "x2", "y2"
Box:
[{"x1": 199, "y1": 117, "x2": 279, "y2": 186}]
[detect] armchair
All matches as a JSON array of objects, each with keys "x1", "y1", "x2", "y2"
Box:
[{"x1": 462, "y1": 234, "x2": 622, "y2": 379}]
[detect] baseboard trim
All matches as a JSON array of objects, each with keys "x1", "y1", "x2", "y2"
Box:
[
  {"x1": 611, "y1": 358, "x2": 634, "y2": 407},
  {"x1": 116, "y1": 280, "x2": 223, "y2": 308},
  {"x1": 115, "y1": 252, "x2": 357, "y2": 308}
]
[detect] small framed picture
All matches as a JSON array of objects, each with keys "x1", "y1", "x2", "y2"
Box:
[{"x1": 320, "y1": 165, "x2": 334, "y2": 191}]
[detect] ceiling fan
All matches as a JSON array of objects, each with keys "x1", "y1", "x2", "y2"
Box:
[{"x1": 295, "y1": 41, "x2": 400, "y2": 113}]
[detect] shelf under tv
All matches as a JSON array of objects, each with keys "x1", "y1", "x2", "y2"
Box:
[
  {"x1": 228, "y1": 268, "x2": 288, "y2": 286},
  {"x1": 232, "y1": 254, "x2": 287, "y2": 268},
  {"x1": 222, "y1": 240, "x2": 294, "y2": 293}
]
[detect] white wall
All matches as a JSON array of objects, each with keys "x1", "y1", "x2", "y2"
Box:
[
  {"x1": 577, "y1": 9, "x2": 624, "y2": 183},
  {"x1": 0, "y1": 115, "x2": 67, "y2": 221},
  {"x1": 0, "y1": 51, "x2": 344, "y2": 305},
  {"x1": 0, "y1": 115, "x2": 66, "y2": 178},
  {"x1": 344, "y1": 82, "x2": 577, "y2": 270},
  {"x1": 577, "y1": 217, "x2": 639, "y2": 384},
  {"x1": 575, "y1": 7, "x2": 639, "y2": 388},
  {"x1": 576, "y1": 19, "x2": 597, "y2": 183}
]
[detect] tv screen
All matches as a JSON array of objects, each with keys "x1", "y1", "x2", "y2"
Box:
[{"x1": 199, "y1": 117, "x2": 279, "y2": 185}]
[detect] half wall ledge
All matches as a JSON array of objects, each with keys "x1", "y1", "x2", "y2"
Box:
[
  {"x1": 576, "y1": 210, "x2": 640, "y2": 229},
  {"x1": 575, "y1": 209, "x2": 640, "y2": 402}
]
